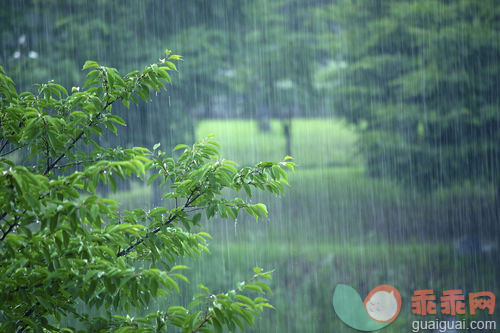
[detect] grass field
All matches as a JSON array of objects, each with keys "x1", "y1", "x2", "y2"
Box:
[{"x1": 196, "y1": 118, "x2": 361, "y2": 167}]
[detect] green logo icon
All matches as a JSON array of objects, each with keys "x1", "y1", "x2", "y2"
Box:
[{"x1": 332, "y1": 284, "x2": 402, "y2": 331}]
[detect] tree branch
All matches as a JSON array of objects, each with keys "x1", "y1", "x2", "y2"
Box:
[
  {"x1": 52, "y1": 157, "x2": 102, "y2": 169},
  {"x1": 15, "y1": 301, "x2": 39, "y2": 333},
  {"x1": 0, "y1": 138, "x2": 8, "y2": 154},
  {"x1": 0, "y1": 216, "x2": 19, "y2": 241},
  {"x1": 0, "y1": 177, "x2": 73, "y2": 241},
  {"x1": 116, "y1": 190, "x2": 202, "y2": 257},
  {"x1": 44, "y1": 122, "x2": 93, "y2": 175},
  {"x1": 43, "y1": 99, "x2": 113, "y2": 176},
  {"x1": 192, "y1": 313, "x2": 213, "y2": 333},
  {"x1": 43, "y1": 68, "x2": 150, "y2": 175},
  {"x1": 0, "y1": 144, "x2": 26, "y2": 157}
]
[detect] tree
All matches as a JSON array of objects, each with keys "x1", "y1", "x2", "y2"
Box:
[
  {"x1": 227, "y1": 0, "x2": 319, "y2": 156},
  {"x1": 319, "y1": 0, "x2": 500, "y2": 192},
  {"x1": 0, "y1": 51, "x2": 294, "y2": 332}
]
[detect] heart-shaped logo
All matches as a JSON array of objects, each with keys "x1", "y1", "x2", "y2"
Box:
[{"x1": 333, "y1": 284, "x2": 402, "y2": 331}]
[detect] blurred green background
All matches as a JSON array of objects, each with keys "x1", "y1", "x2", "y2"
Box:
[{"x1": 2, "y1": 0, "x2": 499, "y2": 331}]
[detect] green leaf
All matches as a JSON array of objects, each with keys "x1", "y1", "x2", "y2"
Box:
[
  {"x1": 254, "y1": 203, "x2": 268, "y2": 217},
  {"x1": 173, "y1": 144, "x2": 189, "y2": 151},
  {"x1": 147, "y1": 173, "x2": 160, "y2": 185},
  {"x1": 171, "y1": 265, "x2": 189, "y2": 271},
  {"x1": 235, "y1": 295, "x2": 255, "y2": 308},
  {"x1": 82, "y1": 60, "x2": 99, "y2": 70},
  {"x1": 243, "y1": 284, "x2": 263, "y2": 293}
]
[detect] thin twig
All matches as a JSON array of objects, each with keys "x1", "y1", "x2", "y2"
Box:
[
  {"x1": 116, "y1": 190, "x2": 202, "y2": 257},
  {"x1": 53, "y1": 157, "x2": 102, "y2": 169},
  {"x1": 44, "y1": 117, "x2": 97, "y2": 175},
  {"x1": 15, "y1": 301, "x2": 39, "y2": 333},
  {"x1": 0, "y1": 216, "x2": 19, "y2": 241},
  {"x1": 0, "y1": 144, "x2": 26, "y2": 157},
  {"x1": 183, "y1": 207, "x2": 205, "y2": 213},
  {"x1": 192, "y1": 313, "x2": 213, "y2": 333},
  {"x1": 0, "y1": 138, "x2": 8, "y2": 154},
  {"x1": 44, "y1": 68, "x2": 150, "y2": 175}
]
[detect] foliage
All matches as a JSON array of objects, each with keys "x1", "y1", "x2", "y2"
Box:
[
  {"x1": 319, "y1": 0, "x2": 500, "y2": 190},
  {"x1": 0, "y1": 52, "x2": 294, "y2": 332}
]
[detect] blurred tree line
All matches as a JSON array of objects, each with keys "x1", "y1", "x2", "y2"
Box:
[
  {"x1": 317, "y1": 0, "x2": 500, "y2": 195},
  {"x1": 1, "y1": 0, "x2": 499, "y2": 197}
]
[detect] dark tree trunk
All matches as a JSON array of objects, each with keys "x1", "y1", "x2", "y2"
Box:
[
  {"x1": 257, "y1": 104, "x2": 271, "y2": 132},
  {"x1": 283, "y1": 121, "x2": 292, "y2": 157}
]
